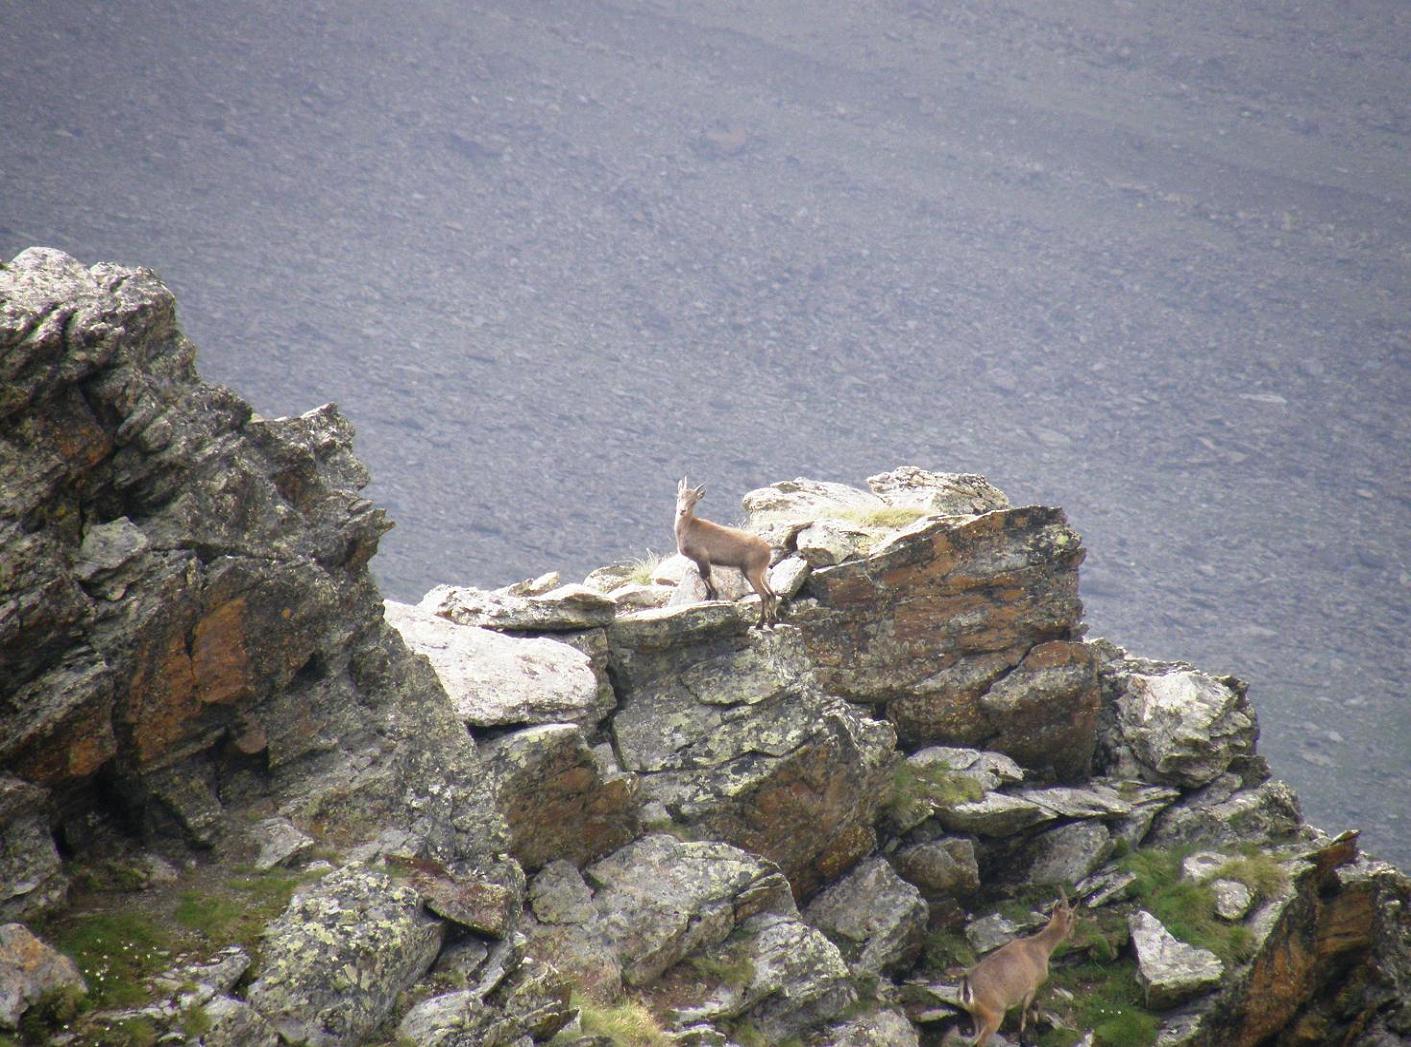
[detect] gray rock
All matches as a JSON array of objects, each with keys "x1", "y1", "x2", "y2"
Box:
[
  {"x1": 581, "y1": 834, "x2": 794, "y2": 986},
  {"x1": 1073, "y1": 868, "x2": 1138, "y2": 908},
  {"x1": 1016, "y1": 781, "x2": 1142, "y2": 820},
  {"x1": 608, "y1": 583, "x2": 674, "y2": 610},
  {"x1": 803, "y1": 858, "x2": 928, "y2": 976},
  {"x1": 1019, "y1": 820, "x2": 1114, "y2": 886},
  {"x1": 793, "y1": 520, "x2": 873, "y2": 566},
  {"x1": 0, "y1": 250, "x2": 507, "y2": 863},
  {"x1": 909, "y1": 746, "x2": 1026, "y2": 792},
  {"x1": 933, "y1": 792, "x2": 1053, "y2": 837},
  {"x1": 965, "y1": 913, "x2": 1031, "y2": 954},
  {"x1": 499, "y1": 572, "x2": 562, "y2": 597},
  {"x1": 608, "y1": 602, "x2": 753, "y2": 650},
  {"x1": 865, "y1": 467, "x2": 1010, "y2": 516},
  {"x1": 1110, "y1": 667, "x2": 1257, "y2": 788},
  {"x1": 249, "y1": 817, "x2": 314, "y2": 871},
  {"x1": 153, "y1": 946, "x2": 250, "y2": 997},
  {"x1": 0, "y1": 777, "x2": 66, "y2": 921},
  {"x1": 243, "y1": 865, "x2": 445, "y2": 1046},
  {"x1": 486, "y1": 724, "x2": 639, "y2": 871},
  {"x1": 1179, "y1": 852, "x2": 1228, "y2": 883},
  {"x1": 582, "y1": 561, "x2": 640, "y2": 593},
  {"x1": 893, "y1": 837, "x2": 981, "y2": 900},
  {"x1": 1128, "y1": 910, "x2": 1224, "y2": 1009},
  {"x1": 810, "y1": 1004, "x2": 921, "y2": 1046},
  {"x1": 1148, "y1": 779, "x2": 1302, "y2": 850},
  {"x1": 0, "y1": 923, "x2": 86, "y2": 1030},
  {"x1": 529, "y1": 860, "x2": 596, "y2": 925},
  {"x1": 768, "y1": 555, "x2": 812, "y2": 600},
  {"x1": 1210, "y1": 879, "x2": 1254, "y2": 921},
  {"x1": 396, "y1": 959, "x2": 574, "y2": 1047},
  {"x1": 386, "y1": 601, "x2": 611, "y2": 730},
  {"x1": 610, "y1": 627, "x2": 894, "y2": 897},
  {"x1": 194, "y1": 995, "x2": 282, "y2": 1046},
  {"x1": 665, "y1": 911, "x2": 856, "y2": 1043},
  {"x1": 420, "y1": 582, "x2": 616, "y2": 631}
]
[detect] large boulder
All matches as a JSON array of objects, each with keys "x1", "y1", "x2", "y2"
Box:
[
  {"x1": 386, "y1": 600, "x2": 612, "y2": 730},
  {"x1": 608, "y1": 624, "x2": 896, "y2": 897},
  {"x1": 578, "y1": 835, "x2": 795, "y2": 987},
  {"x1": 745, "y1": 473, "x2": 1092, "y2": 779},
  {"x1": 243, "y1": 865, "x2": 445, "y2": 1045},
  {"x1": 0, "y1": 923, "x2": 86, "y2": 1031},
  {"x1": 419, "y1": 582, "x2": 616, "y2": 632},
  {"x1": 0, "y1": 777, "x2": 66, "y2": 921},
  {"x1": 1098, "y1": 648, "x2": 1258, "y2": 788},
  {"x1": 0, "y1": 249, "x2": 506, "y2": 860},
  {"x1": 803, "y1": 857, "x2": 928, "y2": 976},
  {"x1": 484, "y1": 724, "x2": 639, "y2": 871}
]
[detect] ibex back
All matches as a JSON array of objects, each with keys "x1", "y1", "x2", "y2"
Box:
[
  {"x1": 959, "y1": 889, "x2": 1076, "y2": 1046},
  {"x1": 674, "y1": 477, "x2": 780, "y2": 628}
]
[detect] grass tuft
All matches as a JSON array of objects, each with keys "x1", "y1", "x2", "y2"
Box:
[
  {"x1": 47, "y1": 910, "x2": 173, "y2": 1008},
  {"x1": 1211, "y1": 852, "x2": 1289, "y2": 903},
  {"x1": 1119, "y1": 845, "x2": 1258, "y2": 965},
  {"x1": 830, "y1": 505, "x2": 928, "y2": 530},
  {"x1": 558, "y1": 995, "x2": 671, "y2": 1047},
  {"x1": 884, "y1": 761, "x2": 984, "y2": 828},
  {"x1": 627, "y1": 551, "x2": 665, "y2": 586}
]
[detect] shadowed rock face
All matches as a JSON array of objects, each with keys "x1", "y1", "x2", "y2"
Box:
[{"x1": 0, "y1": 248, "x2": 505, "y2": 861}]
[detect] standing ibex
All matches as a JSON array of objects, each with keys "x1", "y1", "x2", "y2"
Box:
[
  {"x1": 959, "y1": 890, "x2": 1077, "y2": 1046},
  {"x1": 674, "y1": 477, "x2": 780, "y2": 628}
]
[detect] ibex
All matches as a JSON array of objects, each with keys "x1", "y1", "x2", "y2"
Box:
[
  {"x1": 674, "y1": 477, "x2": 780, "y2": 628},
  {"x1": 959, "y1": 890, "x2": 1076, "y2": 1046}
]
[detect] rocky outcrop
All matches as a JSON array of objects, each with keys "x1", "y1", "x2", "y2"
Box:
[
  {"x1": 0, "y1": 248, "x2": 506, "y2": 864},
  {"x1": 7, "y1": 252, "x2": 1411, "y2": 1047},
  {"x1": 243, "y1": 865, "x2": 445, "y2": 1045}
]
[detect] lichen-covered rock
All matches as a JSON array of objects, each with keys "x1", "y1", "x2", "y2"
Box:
[
  {"x1": 397, "y1": 959, "x2": 574, "y2": 1047},
  {"x1": 661, "y1": 911, "x2": 856, "y2": 1043},
  {"x1": 933, "y1": 791, "x2": 1053, "y2": 837},
  {"x1": 609, "y1": 626, "x2": 895, "y2": 896},
  {"x1": 803, "y1": 858, "x2": 928, "y2": 976},
  {"x1": 243, "y1": 865, "x2": 445, "y2": 1045},
  {"x1": 386, "y1": 601, "x2": 611, "y2": 730},
  {"x1": 528, "y1": 861, "x2": 596, "y2": 926},
  {"x1": 1129, "y1": 910, "x2": 1224, "y2": 1009},
  {"x1": 579, "y1": 835, "x2": 795, "y2": 987},
  {"x1": 248, "y1": 817, "x2": 314, "y2": 871},
  {"x1": 762, "y1": 482, "x2": 1091, "y2": 776},
  {"x1": 0, "y1": 923, "x2": 86, "y2": 1030},
  {"x1": 486, "y1": 724, "x2": 639, "y2": 871},
  {"x1": 1148, "y1": 778, "x2": 1302, "y2": 850},
  {"x1": 0, "y1": 249, "x2": 506, "y2": 862},
  {"x1": 419, "y1": 583, "x2": 616, "y2": 632},
  {"x1": 1097, "y1": 647, "x2": 1258, "y2": 788},
  {"x1": 0, "y1": 777, "x2": 67, "y2": 921},
  {"x1": 1003, "y1": 819, "x2": 1114, "y2": 887},
  {"x1": 864, "y1": 467, "x2": 1009, "y2": 516},
  {"x1": 893, "y1": 837, "x2": 981, "y2": 900},
  {"x1": 808, "y1": 1004, "x2": 921, "y2": 1046}
]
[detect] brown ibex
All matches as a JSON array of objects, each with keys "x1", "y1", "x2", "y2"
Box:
[
  {"x1": 674, "y1": 477, "x2": 780, "y2": 628},
  {"x1": 959, "y1": 890, "x2": 1077, "y2": 1046}
]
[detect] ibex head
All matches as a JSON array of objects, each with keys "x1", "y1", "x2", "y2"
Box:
[{"x1": 676, "y1": 476, "x2": 706, "y2": 518}]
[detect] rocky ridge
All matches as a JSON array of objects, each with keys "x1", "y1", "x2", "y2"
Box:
[{"x1": 2, "y1": 251, "x2": 1409, "y2": 1046}]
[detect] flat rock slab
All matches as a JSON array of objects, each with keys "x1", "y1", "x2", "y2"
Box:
[
  {"x1": 581, "y1": 834, "x2": 795, "y2": 986},
  {"x1": 243, "y1": 865, "x2": 445, "y2": 1046},
  {"x1": 1129, "y1": 910, "x2": 1224, "y2": 1009},
  {"x1": 933, "y1": 791, "x2": 1053, "y2": 837},
  {"x1": 420, "y1": 582, "x2": 616, "y2": 631},
  {"x1": 386, "y1": 600, "x2": 610, "y2": 729}
]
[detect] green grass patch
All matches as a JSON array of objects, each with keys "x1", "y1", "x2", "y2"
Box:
[
  {"x1": 174, "y1": 868, "x2": 313, "y2": 949},
  {"x1": 563, "y1": 996, "x2": 672, "y2": 1046},
  {"x1": 1047, "y1": 959, "x2": 1160, "y2": 1047},
  {"x1": 1119, "y1": 846, "x2": 1257, "y2": 965},
  {"x1": 884, "y1": 761, "x2": 984, "y2": 828},
  {"x1": 923, "y1": 927, "x2": 977, "y2": 972},
  {"x1": 1211, "y1": 852, "x2": 1289, "y2": 903},
  {"x1": 688, "y1": 952, "x2": 756, "y2": 990},
  {"x1": 47, "y1": 909, "x2": 174, "y2": 1008}
]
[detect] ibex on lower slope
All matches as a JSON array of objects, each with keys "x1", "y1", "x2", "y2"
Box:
[
  {"x1": 959, "y1": 889, "x2": 1077, "y2": 1046},
  {"x1": 674, "y1": 477, "x2": 781, "y2": 628}
]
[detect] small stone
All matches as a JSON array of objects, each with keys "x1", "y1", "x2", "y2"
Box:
[
  {"x1": 1210, "y1": 879, "x2": 1253, "y2": 921},
  {"x1": 250, "y1": 817, "x2": 314, "y2": 871},
  {"x1": 1128, "y1": 910, "x2": 1224, "y2": 1009}
]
